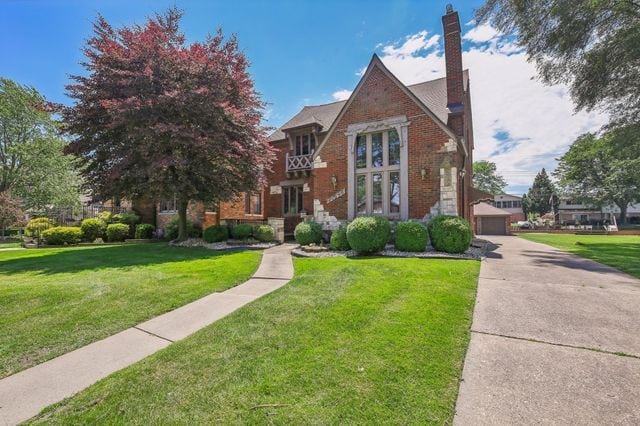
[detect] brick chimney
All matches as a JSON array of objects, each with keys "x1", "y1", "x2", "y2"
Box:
[{"x1": 442, "y1": 4, "x2": 464, "y2": 136}]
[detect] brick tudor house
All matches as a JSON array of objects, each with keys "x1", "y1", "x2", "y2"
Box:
[{"x1": 138, "y1": 6, "x2": 475, "y2": 237}]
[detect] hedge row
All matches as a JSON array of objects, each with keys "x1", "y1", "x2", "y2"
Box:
[
  {"x1": 296, "y1": 215, "x2": 472, "y2": 255},
  {"x1": 202, "y1": 223, "x2": 275, "y2": 243}
]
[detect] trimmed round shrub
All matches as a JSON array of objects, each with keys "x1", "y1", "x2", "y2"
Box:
[
  {"x1": 164, "y1": 218, "x2": 202, "y2": 240},
  {"x1": 98, "y1": 211, "x2": 116, "y2": 224},
  {"x1": 330, "y1": 226, "x2": 351, "y2": 251},
  {"x1": 231, "y1": 223, "x2": 253, "y2": 240},
  {"x1": 203, "y1": 225, "x2": 228, "y2": 243},
  {"x1": 346, "y1": 216, "x2": 391, "y2": 254},
  {"x1": 395, "y1": 221, "x2": 429, "y2": 252},
  {"x1": 25, "y1": 217, "x2": 54, "y2": 236},
  {"x1": 135, "y1": 223, "x2": 155, "y2": 239},
  {"x1": 294, "y1": 221, "x2": 322, "y2": 245},
  {"x1": 80, "y1": 218, "x2": 107, "y2": 242},
  {"x1": 113, "y1": 212, "x2": 141, "y2": 238},
  {"x1": 254, "y1": 225, "x2": 275, "y2": 242},
  {"x1": 429, "y1": 215, "x2": 472, "y2": 254},
  {"x1": 106, "y1": 223, "x2": 130, "y2": 242},
  {"x1": 42, "y1": 226, "x2": 82, "y2": 245},
  {"x1": 231, "y1": 224, "x2": 253, "y2": 240}
]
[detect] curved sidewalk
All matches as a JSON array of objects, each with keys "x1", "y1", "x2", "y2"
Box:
[
  {"x1": 0, "y1": 243, "x2": 295, "y2": 425},
  {"x1": 455, "y1": 236, "x2": 640, "y2": 425}
]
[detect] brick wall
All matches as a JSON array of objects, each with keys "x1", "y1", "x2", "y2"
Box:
[
  {"x1": 314, "y1": 65, "x2": 456, "y2": 221},
  {"x1": 156, "y1": 201, "x2": 205, "y2": 231}
]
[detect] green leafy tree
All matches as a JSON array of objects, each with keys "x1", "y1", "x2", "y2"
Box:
[
  {"x1": 473, "y1": 160, "x2": 508, "y2": 194},
  {"x1": 0, "y1": 78, "x2": 81, "y2": 210},
  {"x1": 64, "y1": 9, "x2": 274, "y2": 240},
  {"x1": 526, "y1": 168, "x2": 556, "y2": 216},
  {"x1": 521, "y1": 193, "x2": 531, "y2": 218},
  {"x1": 477, "y1": 0, "x2": 640, "y2": 126},
  {"x1": 555, "y1": 126, "x2": 640, "y2": 223}
]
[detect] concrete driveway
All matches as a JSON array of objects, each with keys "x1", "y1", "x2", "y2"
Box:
[{"x1": 455, "y1": 236, "x2": 640, "y2": 425}]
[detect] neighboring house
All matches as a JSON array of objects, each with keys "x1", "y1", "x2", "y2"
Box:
[
  {"x1": 557, "y1": 199, "x2": 640, "y2": 225},
  {"x1": 493, "y1": 193, "x2": 525, "y2": 222},
  {"x1": 139, "y1": 6, "x2": 475, "y2": 235},
  {"x1": 473, "y1": 202, "x2": 512, "y2": 235}
]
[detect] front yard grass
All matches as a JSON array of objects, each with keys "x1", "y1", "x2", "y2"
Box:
[
  {"x1": 0, "y1": 243, "x2": 261, "y2": 378},
  {"x1": 32, "y1": 257, "x2": 480, "y2": 424},
  {"x1": 0, "y1": 240, "x2": 21, "y2": 249},
  {"x1": 518, "y1": 234, "x2": 640, "y2": 279}
]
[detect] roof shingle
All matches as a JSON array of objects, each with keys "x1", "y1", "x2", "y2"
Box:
[{"x1": 267, "y1": 70, "x2": 469, "y2": 142}]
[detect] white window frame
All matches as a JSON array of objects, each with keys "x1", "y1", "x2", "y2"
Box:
[
  {"x1": 346, "y1": 116, "x2": 409, "y2": 220},
  {"x1": 354, "y1": 131, "x2": 401, "y2": 217},
  {"x1": 159, "y1": 195, "x2": 178, "y2": 213}
]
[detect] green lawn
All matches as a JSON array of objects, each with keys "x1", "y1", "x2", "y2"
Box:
[
  {"x1": 0, "y1": 244, "x2": 261, "y2": 378},
  {"x1": 31, "y1": 257, "x2": 480, "y2": 425},
  {"x1": 519, "y1": 234, "x2": 640, "y2": 278},
  {"x1": 0, "y1": 240, "x2": 21, "y2": 249}
]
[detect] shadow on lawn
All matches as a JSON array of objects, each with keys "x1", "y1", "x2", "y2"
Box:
[
  {"x1": 522, "y1": 242, "x2": 640, "y2": 278},
  {"x1": 0, "y1": 244, "x2": 235, "y2": 276}
]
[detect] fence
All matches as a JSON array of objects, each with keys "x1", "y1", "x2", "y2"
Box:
[{"x1": 32, "y1": 205, "x2": 132, "y2": 226}]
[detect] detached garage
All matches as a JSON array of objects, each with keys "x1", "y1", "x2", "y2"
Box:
[{"x1": 473, "y1": 202, "x2": 511, "y2": 235}]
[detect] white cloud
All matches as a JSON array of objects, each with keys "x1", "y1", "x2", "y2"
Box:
[
  {"x1": 373, "y1": 26, "x2": 608, "y2": 194},
  {"x1": 462, "y1": 23, "x2": 499, "y2": 43},
  {"x1": 332, "y1": 89, "x2": 352, "y2": 101}
]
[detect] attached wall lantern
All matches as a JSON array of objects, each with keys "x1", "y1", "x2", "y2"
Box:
[
  {"x1": 459, "y1": 169, "x2": 466, "y2": 178},
  {"x1": 421, "y1": 168, "x2": 427, "y2": 180},
  {"x1": 331, "y1": 175, "x2": 338, "y2": 189}
]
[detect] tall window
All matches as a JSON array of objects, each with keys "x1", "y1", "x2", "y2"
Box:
[
  {"x1": 354, "y1": 129, "x2": 401, "y2": 216},
  {"x1": 283, "y1": 186, "x2": 304, "y2": 216},
  {"x1": 244, "y1": 193, "x2": 262, "y2": 215},
  {"x1": 294, "y1": 133, "x2": 316, "y2": 156},
  {"x1": 244, "y1": 193, "x2": 251, "y2": 214},
  {"x1": 252, "y1": 193, "x2": 262, "y2": 215},
  {"x1": 159, "y1": 195, "x2": 177, "y2": 213}
]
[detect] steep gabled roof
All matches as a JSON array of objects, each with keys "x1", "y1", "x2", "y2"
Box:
[
  {"x1": 268, "y1": 101, "x2": 346, "y2": 142},
  {"x1": 267, "y1": 57, "x2": 469, "y2": 144}
]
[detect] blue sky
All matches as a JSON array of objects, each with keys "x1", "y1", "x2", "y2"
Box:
[{"x1": 1, "y1": 0, "x2": 606, "y2": 194}]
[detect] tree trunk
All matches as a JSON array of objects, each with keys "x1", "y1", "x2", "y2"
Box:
[
  {"x1": 177, "y1": 199, "x2": 189, "y2": 241},
  {"x1": 618, "y1": 201, "x2": 628, "y2": 225}
]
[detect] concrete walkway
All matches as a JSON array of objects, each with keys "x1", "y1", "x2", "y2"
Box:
[
  {"x1": 0, "y1": 243, "x2": 295, "y2": 425},
  {"x1": 455, "y1": 236, "x2": 640, "y2": 425}
]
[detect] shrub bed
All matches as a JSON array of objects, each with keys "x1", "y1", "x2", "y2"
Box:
[
  {"x1": 395, "y1": 221, "x2": 429, "y2": 252},
  {"x1": 330, "y1": 226, "x2": 351, "y2": 251},
  {"x1": 135, "y1": 223, "x2": 155, "y2": 239},
  {"x1": 253, "y1": 225, "x2": 275, "y2": 242},
  {"x1": 81, "y1": 218, "x2": 107, "y2": 242},
  {"x1": 114, "y1": 212, "x2": 141, "y2": 238},
  {"x1": 203, "y1": 225, "x2": 228, "y2": 243},
  {"x1": 429, "y1": 215, "x2": 472, "y2": 254},
  {"x1": 25, "y1": 218, "x2": 54, "y2": 236},
  {"x1": 294, "y1": 221, "x2": 322, "y2": 246},
  {"x1": 346, "y1": 216, "x2": 390, "y2": 254},
  {"x1": 106, "y1": 223, "x2": 130, "y2": 242},
  {"x1": 231, "y1": 224, "x2": 253, "y2": 240},
  {"x1": 165, "y1": 218, "x2": 202, "y2": 240},
  {"x1": 42, "y1": 226, "x2": 82, "y2": 245}
]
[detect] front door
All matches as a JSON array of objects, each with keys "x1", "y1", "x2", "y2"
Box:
[{"x1": 283, "y1": 185, "x2": 304, "y2": 235}]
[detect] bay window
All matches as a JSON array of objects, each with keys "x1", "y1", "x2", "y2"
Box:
[{"x1": 354, "y1": 129, "x2": 402, "y2": 217}]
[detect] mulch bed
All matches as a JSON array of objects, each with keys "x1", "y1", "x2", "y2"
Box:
[{"x1": 292, "y1": 239, "x2": 489, "y2": 260}]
